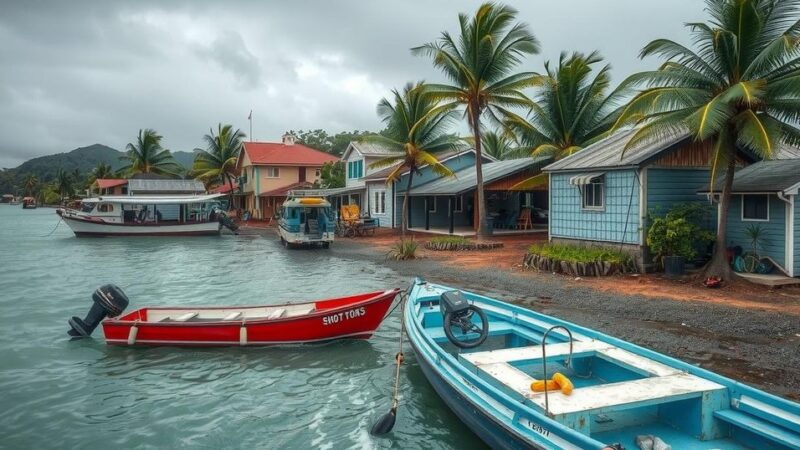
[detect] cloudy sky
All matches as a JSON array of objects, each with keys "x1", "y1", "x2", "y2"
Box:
[{"x1": 0, "y1": 0, "x2": 704, "y2": 168}]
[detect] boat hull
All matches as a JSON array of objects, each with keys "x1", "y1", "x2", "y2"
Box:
[
  {"x1": 62, "y1": 216, "x2": 221, "y2": 237},
  {"x1": 102, "y1": 289, "x2": 399, "y2": 346}
]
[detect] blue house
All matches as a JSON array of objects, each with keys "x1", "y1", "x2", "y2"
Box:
[
  {"x1": 700, "y1": 159, "x2": 800, "y2": 278},
  {"x1": 543, "y1": 128, "x2": 755, "y2": 269}
]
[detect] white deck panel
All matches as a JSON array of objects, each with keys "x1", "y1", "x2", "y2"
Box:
[
  {"x1": 462, "y1": 340, "x2": 613, "y2": 366},
  {"x1": 479, "y1": 362, "x2": 536, "y2": 396},
  {"x1": 596, "y1": 347, "x2": 682, "y2": 377},
  {"x1": 525, "y1": 373, "x2": 725, "y2": 415}
]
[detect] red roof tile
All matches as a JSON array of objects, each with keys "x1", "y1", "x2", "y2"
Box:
[
  {"x1": 95, "y1": 179, "x2": 128, "y2": 189},
  {"x1": 242, "y1": 141, "x2": 338, "y2": 166},
  {"x1": 210, "y1": 182, "x2": 238, "y2": 194}
]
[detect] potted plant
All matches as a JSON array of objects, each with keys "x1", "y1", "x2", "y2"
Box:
[{"x1": 647, "y1": 204, "x2": 714, "y2": 277}]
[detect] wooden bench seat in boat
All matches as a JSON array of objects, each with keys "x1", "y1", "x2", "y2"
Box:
[
  {"x1": 174, "y1": 312, "x2": 198, "y2": 322},
  {"x1": 223, "y1": 312, "x2": 242, "y2": 321},
  {"x1": 267, "y1": 308, "x2": 286, "y2": 320},
  {"x1": 714, "y1": 409, "x2": 800, "y2": 449}
]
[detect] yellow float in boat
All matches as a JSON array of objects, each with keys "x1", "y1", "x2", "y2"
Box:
[
  {"x1": 530, "y1": 372, "x2": 573, "y2": 395},
  {"x1": 298, "y1": 198, "x2": 324, "y2": 205}
]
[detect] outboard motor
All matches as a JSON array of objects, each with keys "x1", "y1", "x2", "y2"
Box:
[
  {"x1": 217, "y1": 210, "x2": 239, "y2": 234},
  {"x1": 68, "y1": 284, "x2": 129, "y2": 338},
  {"x1": 440, "y1": 290, "x2": 489, "y2": 349}
]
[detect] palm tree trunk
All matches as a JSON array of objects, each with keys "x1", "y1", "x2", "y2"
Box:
[
  {"x1": 226, "y1": 174, "x2": 235, "y2": 210},
  {"x1": 704, "y1": 153, "x2": 736, "y2": 279},
  {"x1": 401, "y1": 170, "x2": 415, "y2": 240},
  {"x1": 471, "y1": 109, "x2": 489, "y2": 238}
]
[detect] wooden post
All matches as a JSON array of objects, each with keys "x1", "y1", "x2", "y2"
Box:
[
  {"x1": 449, "y1": 196, "x2": 455, "y2": 235},
  {"x1": 407, "y1": 195, "x2": 412, "y2": 229},
  {"x1": 425, "y1": 197, "x2": 430, "y2": 230}
]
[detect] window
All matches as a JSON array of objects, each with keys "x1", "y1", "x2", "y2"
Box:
[
  {"x1": 265, "y1": 167, "x2": 280, "y2": 178},
  {"x1": 372, "y1": 190, "x2": 386, "y2": 215},
  {"x1": 347, "y1": 160, "x2": 363, "y2": 179},
  {"x1": 97, "y1": 203, "x2": 114, "y2": 213},
  {"x1": 581, "y1": 176, "x2": 604, "y2": 210},
  {"x1": 427, "y1": 197, "x2": 437, "y2": 213},
  {"x1": 315, "y1": 168, "x2": 321, "y2": 177},
  {"x1": 453, "y1": 195, "x2": 463, "y2": 213},
  {"x1": 742, "y1": 194, "x2": 769, "y2": 221}
]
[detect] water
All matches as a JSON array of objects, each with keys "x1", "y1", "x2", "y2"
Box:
[{"x1": 0, "y1": 206, "x2": 485, "y2": 449}]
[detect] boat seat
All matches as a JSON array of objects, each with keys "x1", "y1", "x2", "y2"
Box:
[
  {"x1": 461, "y1": 340, "x2": 612, "y2": 366},
  {"x1": 732, "y1": 395, "x2": 800, "y2": 434},
  {"x1": 174, "y1": 312, "x2": 198, "y2": 322},
  {"x1": 267, "y1": 308, "x2": 286, "y2": 320},
  {"x1": 285, "y1": 306, "x2": 314, "y2": 318},
  {"x1": 223, "y1": 312, "x2": 242, "y2": 321},
  {"x1": 714, "y1": 409, "x2": 800, "y2": 449}
]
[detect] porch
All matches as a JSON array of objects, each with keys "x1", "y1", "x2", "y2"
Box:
[
  {"x1": 737, "y1": 273, "x2": 800, "y2": 287},
  {"x1": 409, "y1": 225, "x2": 546, "y2": 237}
]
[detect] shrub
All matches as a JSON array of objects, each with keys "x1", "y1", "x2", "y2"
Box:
[
  {"x1": 428, "y1": 236, "x2": 471, "y2": 246},
  {"x1": 388, "y1": 239, "x2": 418, "y2": 260},
  {"x1": 527, "y1": 243, "x2": 630, "y2": 264},
  {"x1": 646, "y1": 203, "x2": 714, "y2": 265}
]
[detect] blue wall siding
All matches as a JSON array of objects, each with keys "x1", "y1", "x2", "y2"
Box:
[
  {"x1": 727, "y1": 194, "x2": 786, "y2": 270},
  {"x1": 550, "y1": 170, "x2": 640, "y2": 244},
  {"x1": 646, "y1": 168, "x2": 716, "y2": 230},
  {"x1": 795, "y1": 196, "x2": 799, "y2": 276},
  {"x1": 396, "y1": 153, "x2": 476, "y2": 193}
]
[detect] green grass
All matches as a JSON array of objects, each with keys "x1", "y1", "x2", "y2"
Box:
[
  {"x1": 428, "y1": 236, "x2": 471, "y2": 245},
  {"x1": 388, "y1": 239, "x2": 418, "y2": 260},
  {"x1": 527, "y1": 243, "x2": 629, "y2": 264}
]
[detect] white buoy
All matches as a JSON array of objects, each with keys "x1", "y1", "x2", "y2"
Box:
[{"x1": 127, "y1": 325, "x2": 138, "y2": 345}]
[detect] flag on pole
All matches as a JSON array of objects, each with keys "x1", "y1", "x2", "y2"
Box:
[{"x1": 247, "y1": 110, "x2": 252, "y2": 120}]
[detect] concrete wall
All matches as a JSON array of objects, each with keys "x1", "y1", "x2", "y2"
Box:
[
  {"x1": 550, "y1": 170, "x2": 640, "y2": 245},
  {"x1": 727, "y1": 193, "x2": 787, "y2": 271}
]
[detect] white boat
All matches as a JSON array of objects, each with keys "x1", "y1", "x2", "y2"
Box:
[
  {"x1": 277, "y1": 197, "x2": 335, "y2": 248},
  {"x1": 58, "y1": 194, "x2": 235, "y2": 237}
]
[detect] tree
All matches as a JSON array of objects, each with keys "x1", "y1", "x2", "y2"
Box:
[
  {"x1": 291, "y1": 129, "x2": 374, "y2": 155},
  {"x1": 413, "y1": 2, "x2": 540, "y2": 236},
  {"x1": 23, "y1": 174, "x2": 38, "y2": 197},
  {"x1": 364, "y1": 82, "x2": 461, "y2": 239},
  {"x1": 316, "y1": 161, "x2": 345, "y2": 188},
  {"x1": 509, "y1": 51, "x2": 624, "y2": 188},
  {"x1": 191, "y1": 124, "x2": 246, "y2": 203},
  {"x1": 479, "y1": 131, "x2": 518, "y2": 160},
  {"x1": 120, "y1": 129, "x2": 181, "y2": 176},
  {"x1": 89, "y1": 162, "x2": 114, "y2": 184},
  {"x1": 55, "y1": 168, "x2": 74, "y2": 202},
  {"x1": 614, "y1": 0, "x2": 800, "y2": 278}
]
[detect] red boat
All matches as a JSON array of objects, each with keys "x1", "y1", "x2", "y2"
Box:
[{"x1": 68, "y1": 286, "x2": 400, "y2": 346}]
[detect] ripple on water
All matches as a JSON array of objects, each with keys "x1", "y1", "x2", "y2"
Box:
[{"x1": 0, "y1": 207, "x2": 486, "y2": 449}]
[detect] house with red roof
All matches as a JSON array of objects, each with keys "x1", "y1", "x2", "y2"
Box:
[
  {"x1": 236, "y1": 133, "x2": 338, "y2": 219},
  {"x1": 90, "y1": 179, "x2": 128, "y2": 196}
]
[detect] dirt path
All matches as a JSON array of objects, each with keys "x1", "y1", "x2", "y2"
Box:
[{"x1": 328, "y1": 233, "x2": 800, "y2": 401}]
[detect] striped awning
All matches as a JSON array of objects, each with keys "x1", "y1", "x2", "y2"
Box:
[{"x1": 569, "y1": 172, "x2": 605, "y2": 186}]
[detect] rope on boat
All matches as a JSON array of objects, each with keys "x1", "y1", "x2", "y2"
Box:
[
  {"x1": 390, "y1": 292, "x2": 408, "y2": 411},
  {"x1": 42, "y1": 217, "x2": 63, "y2": 237}
]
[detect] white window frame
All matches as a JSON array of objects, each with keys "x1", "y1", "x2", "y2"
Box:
[
  {"x1": 741, "y1": 194, "x2": 770, "y2": 222},
  {"x1": 264, "y1": 167, "x2": 280, "y2": 178},
  {"x1": 427, "y1": 197, "x2": 437, "y2": 213},
  {"x1": 372, "y1": 190, "x2": 386, "y2": 215},
  {"x1": 453, "y1": 195, "x2": 463, "y2": 213},
  {"x1": 581, "y1": 176, "x2": 605, "y2": 211}
]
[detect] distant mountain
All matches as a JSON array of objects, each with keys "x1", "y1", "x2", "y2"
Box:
[{"x1": 0, "y1": 144, "x2": 197, "y2": 195}]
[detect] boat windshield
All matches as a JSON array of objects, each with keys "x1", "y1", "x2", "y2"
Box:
[{"x1": 81, "y1": 202, "x2": 96, "y2": 213}]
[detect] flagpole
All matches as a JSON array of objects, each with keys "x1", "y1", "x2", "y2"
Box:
[{"x1": 248, "y1": 110, "x2": 253, "y2": 140}]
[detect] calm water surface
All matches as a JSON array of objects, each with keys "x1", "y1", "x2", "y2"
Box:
[{"x1": 0, "y1": 206, "x2": 486, "y2": 449}]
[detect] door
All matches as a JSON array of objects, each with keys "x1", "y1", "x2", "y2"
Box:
[{"x1": 299, "y1": 167, "x2": 306, "y2": 183}]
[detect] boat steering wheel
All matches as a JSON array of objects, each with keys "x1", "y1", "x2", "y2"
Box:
[{"x1": 443, "y1": 305, "x2": 489, "y2": 349}]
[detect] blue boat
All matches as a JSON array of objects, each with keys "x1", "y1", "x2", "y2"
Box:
[{"x1": 405, "y1": 279, "x2": 800, "y2": 450}]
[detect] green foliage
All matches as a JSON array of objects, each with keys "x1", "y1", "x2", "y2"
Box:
[
  {"x1": 647, "y1": 203, "x2": 715, "y2": 263},
  {"x1": 388, "y1": 239, "x2": 418, "y2": 260},
  {"x1": 55, "y1": 168, "x2": 74, "y2": 201},
  {"x1": 429, "y1": 236, "x2": 471, "y2": 246},
  {"x1": 316, "y1": 161, "x2": 345, "y2": 188},
  {"x1": 191, "y1": 124, "x2": 245, "y2": 192},
  {"x1": 744, "y1": 223, "x2": 764, "y2": 257},
  {"x1": 479, "y1": 132, "x2": 520, "y2": 160},
  {"x1": 23, "y1": 174, "x2": 38, "y2": 196},
  {"x1": 41, "y1": 183, "x2": 61, "y2": 204},
  {"x1": 527, "y1": 243, "x2": 630, "y2": 264},
  {"x1": 289, "y1": 129, "x2": 375, "y2": 156},
  {"x1": 120, "y1": 129, "x2": 182, "y2": 177}
]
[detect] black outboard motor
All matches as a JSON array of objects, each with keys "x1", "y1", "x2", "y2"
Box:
[
  {"x1": 217, "y1": 211, "x2": 240, "y2": 234},
  {"x1": 68, "y1": 284, "x2": 129, "y2": 338},
  {"x1": 440, "y1": 290, "x2": 489, "y2": 349}
]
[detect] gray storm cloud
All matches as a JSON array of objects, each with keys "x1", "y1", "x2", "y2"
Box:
[{"x1": 0, "y1": 0, "x2": 700, "y2": 168}]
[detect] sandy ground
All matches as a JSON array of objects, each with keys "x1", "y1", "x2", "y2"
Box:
[{"x1": 242, "y1": 225, "x2": 800, "y2": 400}]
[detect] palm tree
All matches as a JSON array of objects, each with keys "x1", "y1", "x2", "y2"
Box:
[
  {"x1": 478, "y1": 131, "x2": 518, "y2": 160},
  {"x1": 363, "y1": 82, "x2": 461, "y2": 239},
  {"x1": 413, "y1": 2, "x2": 540, "y2": 236},
  {"x1": 90, "y1": 162, "x2": 114, "y2": 183},
  {"x1": 508, "y1": 51, "x2": 624, "y2": 188},
  {"x1": 614, "y1": 0, "x2": 800, "y2": 278},
  {"x1": 191, "y1": 124, "x2": 246, "y2": 202},
  {"x1": 55, "y1": 169, "x2": 74, "y2": 202},
  {"x1": 120, "y1": 129, "x2": 181, "y2": 176},
  {"x1": 23, "y1": 174, "x2": 38, "y2": 197}
]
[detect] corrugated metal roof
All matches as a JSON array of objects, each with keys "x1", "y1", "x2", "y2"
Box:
[
  {"x1": 350, "y1": 141, "x2": 401, "y2": 156},
  {"x1": 774, "y1": 142, "x2": 800, "y2": 160},
  {"x1": 127, "y1": 179, "x2": 205, "y2": 193},
  {"x1": 543, "y1": 127, "x2": 691, "y2": 172},
  {"x1": 700, "y1": 159, "x2": 800, "y2": 193},
  {"x1": 408, "y1": 156, "x2": 550, "y2": 196},
  {"x1": 362, "y1": 149, "x2": 477, "y2": 181}
]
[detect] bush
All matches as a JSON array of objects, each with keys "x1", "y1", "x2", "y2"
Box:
[
  {"x1": 428, "y1": 236, "x2": 471, "y2": 246},
  {"x1": 527, "y1": 243, "x2": 630, "y2": 264},
  {"x1": 647, "y1": 203, "x2": 714, "y2": 265},
  {"x1": 388, "y1": 239, "x2": 418, "y2": 260}
]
